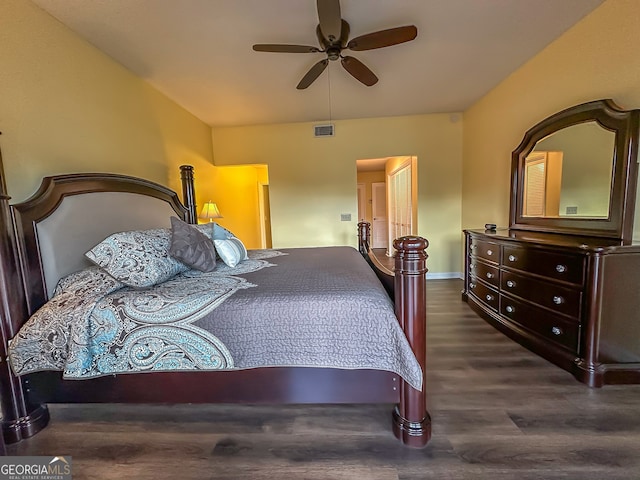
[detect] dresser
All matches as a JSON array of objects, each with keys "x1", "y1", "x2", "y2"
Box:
[
  {"x1": 463, "y1": 229, "x2": 640, "y2": 386},
  {"x1": 461, "y1": 100, "x2": 640, "y2": 386}
]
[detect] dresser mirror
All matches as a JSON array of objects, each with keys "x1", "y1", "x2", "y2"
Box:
[{"x1": 510, "y1": 99, "x2": 640, "y2": 243}]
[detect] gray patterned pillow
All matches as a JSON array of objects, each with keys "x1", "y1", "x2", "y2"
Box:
[
  {"x1": 213, "y1": 236, "x2": 249, "y2": 268},
  {"x1": 169, "y1": 216, "x2": 217, "y2": 272},
  {"x1": 85, "y1": 228, "x2": 188, "y2": 288}
]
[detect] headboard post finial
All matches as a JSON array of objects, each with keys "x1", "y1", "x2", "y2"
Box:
[
  {"x1": 357, "y1": 221, "x2": 371, "y2": 255},
  {"x1": 180, "y1": 165, "x2": 197, "y2": 224}
]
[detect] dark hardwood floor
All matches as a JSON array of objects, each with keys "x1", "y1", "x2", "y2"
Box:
[{"x1": 7, "y1": 279, "x2": 640, "y2": 479}]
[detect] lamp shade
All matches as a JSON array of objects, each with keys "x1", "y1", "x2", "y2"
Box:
[{"x1": 200, "y1": 201, "x2": 223, "y2": 222}]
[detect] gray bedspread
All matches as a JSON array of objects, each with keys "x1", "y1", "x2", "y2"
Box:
[
  {"x1": 9, "y1": 246, "x2": 423, "y2": 390},
  {"x1": 196, "y1": 247, "x2": 423, "y2": 389}
]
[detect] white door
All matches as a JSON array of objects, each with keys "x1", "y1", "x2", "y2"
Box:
[
  {"x1": 388, "y1": 161, "x2": 413, "y2": 254},
  {"x1": 371, "y1": 182, "x2": 388, "y2": 249}
]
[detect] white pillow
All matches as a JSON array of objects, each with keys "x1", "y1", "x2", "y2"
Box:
[
  {"x1": 196, "y1": 222, "x2": 235, "y2": 241},
  {"x1": 213, "y1": 237, "x2": 249, "y2": 268}
]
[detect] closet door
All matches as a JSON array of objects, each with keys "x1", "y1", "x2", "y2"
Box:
[{"x1": 387, "y1": 162, "x2": 412, "y2": 254}]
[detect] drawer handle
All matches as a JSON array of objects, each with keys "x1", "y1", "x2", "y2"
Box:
[
  {"x1": 505, "y1": 305, "x2": 515, "y2": 314},
  {"x1": 553, "y1": 296, "x2": 564, "y2": 305},
  {"x1": 485, "y1": 294, "x2": 494, "y2": 302},
  {"x1": 508, "y1": 254, "x2": 517, "y2": 262},
  {"x1": 556, "y1": 264, "x2": 567, "y2": 273},
  {"x1": 551, "y1": 326, "x2": 563, "y2": 336},
  {"x1": 470, "y1": 283, "x2": 476, "y2": 289},
  {"x1": 471, "y1": 244, "x2": 477, "y2": 250},
  {"x1": 486, "y1": 272, "x2": 494, "y2": 279},
  {"x1": 506, "y1": 280, "x2": 516, "y2": 288},
  {"x1": 470, "y1": 263, "x2": 476, "y2": 270}
]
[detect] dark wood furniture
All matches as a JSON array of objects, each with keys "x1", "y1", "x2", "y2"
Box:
[
  {"x1": 0, "y1": 158, "x2": 430, "y2": 447},
  {"x1": 463, "y1": 100, "x2": 640, "y2": 387}
]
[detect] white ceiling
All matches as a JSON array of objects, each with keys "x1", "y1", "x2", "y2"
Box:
[{"x1": 32, "y1": 0, "x2": 603, "y2": 127}]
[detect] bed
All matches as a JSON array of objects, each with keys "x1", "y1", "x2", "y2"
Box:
[{"x1": 0, "y1": 160, "x2": 430, "y2": 448}]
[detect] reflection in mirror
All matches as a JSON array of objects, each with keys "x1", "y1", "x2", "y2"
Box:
[{"x1": 523, "y1": 122, "x2": 615, "y2": 218}]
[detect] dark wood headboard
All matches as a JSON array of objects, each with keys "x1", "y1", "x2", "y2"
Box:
[{"x1": 11, "y1": 173, "x2": 192, "y2": 315}]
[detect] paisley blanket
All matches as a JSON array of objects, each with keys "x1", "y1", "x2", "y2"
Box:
[
  {"x1": 8, "y1": 251, "x2": 283, "y2": 378},
  {"x1": 9, "y1": 247, "x2": 423, "y2": 390}
]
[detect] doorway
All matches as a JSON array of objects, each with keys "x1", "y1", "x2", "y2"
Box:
[
  {"x1": 258, "y1": 182, "x2": 273, "y2": 248},
  {"x1": 356, "y1": 156, "x2": 417, "y2": 255},
  {"x1": 371, "y1": 182, "x2": 388, "y2": 249}
]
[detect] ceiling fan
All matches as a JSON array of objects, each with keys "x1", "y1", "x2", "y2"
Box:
[{"x1": 252, "y1": 0, "x2": 418, "y2": 89}]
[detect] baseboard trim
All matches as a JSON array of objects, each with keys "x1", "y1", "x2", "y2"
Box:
[{"x1": 426, "y1": 272, "x2": 462, "y2": 280}]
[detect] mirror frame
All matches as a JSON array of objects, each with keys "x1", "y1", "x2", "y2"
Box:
[{"x1": 509, "y1": 99, "x2": 640, "y2": 244}]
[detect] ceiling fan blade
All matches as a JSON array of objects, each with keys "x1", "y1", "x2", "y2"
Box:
[
  {"x1": 317, "y1": 0, "x2": 342, "y2": 42},
  {"x1": 253, "y1": 44, "x2": 320, "y2": 53},
  {"x1": 347, "y1": 25, "x2": 417, "y2": 51},
  {"x1": 297, "y1": 59, "x2": 329, "y2": 89},
  {"x1": 341, "y1": 56, "x2": 378, "y2": 86}
]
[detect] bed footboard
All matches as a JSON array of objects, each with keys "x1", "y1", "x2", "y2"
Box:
[{"x1": 358, "y1": 222, "x2": 431, "y2": 448}]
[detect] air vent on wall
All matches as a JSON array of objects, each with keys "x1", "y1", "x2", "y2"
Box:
[{"x1": 314, "y1": 124, "x2": 335, "y2": 137}]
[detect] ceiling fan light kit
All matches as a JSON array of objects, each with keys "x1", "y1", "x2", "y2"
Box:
[{"x1": 252, "y1": 0, "x2": 417, "y2": 89}]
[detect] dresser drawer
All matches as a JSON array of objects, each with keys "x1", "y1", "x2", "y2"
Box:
[
  {"x1": 469, "y1": 259, "x2": 499, "y2": 288},
  {"x1": 502, "y1": 245, "x2": 585, "y2": 285},
  {"x1": 470, "y1": 238, "x2": 500, "y2": 264},
  {"x1": 469, "y1": 280, "x2": 499, "y2": 312},
  {"x1": 501, "y1": 270, "x2": 582, "y2": 319},
  {"x1": 500, "y1": 294, "x2": 579, "y2": 353}
]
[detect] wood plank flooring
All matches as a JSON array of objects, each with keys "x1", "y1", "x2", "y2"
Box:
[{"x1": 7, "y1": 279, "x2": 640, "y2": 479}]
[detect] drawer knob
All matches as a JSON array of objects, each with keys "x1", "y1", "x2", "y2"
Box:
[
  {"x1": 485, "y1": 294, "x2": 494, "y2": 302},
  {"x1": 487, "y1": 249, "x2": 493, "y2": 256},
  {"x1": 506, "y1": 280, "x2": 516, "y2": 288},
  {"x1": 470, "y1": 263, "x2": 476, "y2": 270},
  {"x1": 556, "y1": 264, "x2": 567, "y2": 273},
  {"x1": 508, "y1": 254, "x2": 516, "y2": 262},
  {"x1": 553, "y1": 296, "x2": 564, "y2": 305},
  {"x1": 551, "y1": 326, "x2": 563, "y2": 336},
  {"x1": 486, "y1": 272, "x2": 494, "y2": 279},
  {"x1": 505, "y1": 305, "x2": 515, "y2": 313},
  {"x1": 470, "y1": 283, "x2": 476, "y2": 289}
]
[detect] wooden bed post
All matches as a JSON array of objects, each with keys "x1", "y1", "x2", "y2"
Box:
[
  {"x1": 357, "y1": 221, "x2": 371, "y2": 256},
  {"x1": 180, "y1": 165, "x2": 197, "y2": 224},
  {"x1": 392, "y1": 236, "x2": 431, "y2": 448},
  {"x1": 0, "y1": 137, "x2": 50, "y2": 443}
]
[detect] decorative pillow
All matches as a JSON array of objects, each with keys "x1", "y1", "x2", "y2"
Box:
[
  {"x1": 213, "y1": 237, "x2": 249, "y2": 268},
  {"x1": 168, "y1": 216, "x2": 217, "y2": 272},
  {"x1": 85, "y1": 228, "x2": 188, "y2": 288},
  {"x1": 196, "y1": 222, "x2": 235, "y2": 241}
]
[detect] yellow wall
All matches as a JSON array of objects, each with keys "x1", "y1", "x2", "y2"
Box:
[
  {"x1": 0, "y1": 0, "x2": 213, "y2": 203},
  {"x1": 196, "y1": 164, "x2": 265, "y2": 248},
  {"x1": 462, "y1": 0, "x2": 640, "y2": 242},
  {"x1": 212, "y1": 114, "x2": 463, "y2": 275}
]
